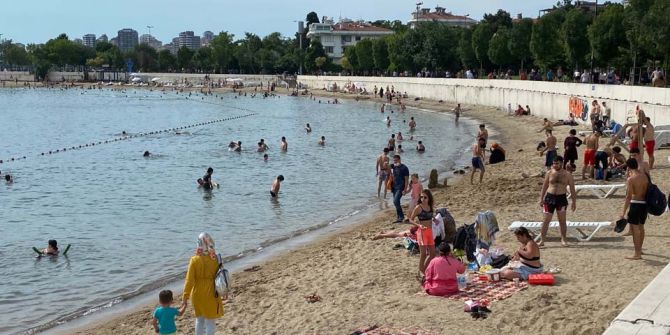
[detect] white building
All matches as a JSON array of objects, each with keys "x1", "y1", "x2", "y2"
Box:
[
  {"x1": 140, "y1": 34, "x2": 162, "y2": 50},
  {"x1": 408, "y1": 6, "x2": 477, "y2": 28},
  {"x1": 178, "y1": 31, "x2": 201, "y2": 51},
  {"x1": 306, "y1": 18, "x2": 393, "y2": 63}
]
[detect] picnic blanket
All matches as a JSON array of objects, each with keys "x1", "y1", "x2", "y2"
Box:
[{"x1": 446, "y1": 276, "x2": 528, "y2": 302}]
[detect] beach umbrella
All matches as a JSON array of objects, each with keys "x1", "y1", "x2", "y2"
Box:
[
  {"x1": 131, "y1": 77, "x2": 142, "y2": 83},
  {"x1": 151, "y1": 77, "x2": 161, "y2": 82}
]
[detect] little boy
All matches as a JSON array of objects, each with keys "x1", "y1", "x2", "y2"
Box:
[
  {"x1": 153, "y1": 290, "x2": 186, "y2": 334},
  {"x1": 271, "y1": 175, "x2": 284, "y2": 198}
]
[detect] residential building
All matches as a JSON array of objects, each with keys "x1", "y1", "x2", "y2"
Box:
[
  {"x1": 306, "y1": 18, "x2": 393, "y2": 63},
  {"x1": 140, "y1": 34, "x2": 162, "y2": 50},
  {"x1": 117, "y1": 28, "x2": 139, "y2": 52},
  {"x1": 97, "y1": 34, "x2": 108, "y2": 43},
  {"x1": 83, "y1": 34, "x2": 96, "y2": 48},
  {"x1": 109, "y1": 37, "x2": 118, "y2": 46},
  {"x1": 74, "y1": 38, "x2": 84, "y2": 45},
  {"x1": 541, "y1": 1, "x2": 606, "y2": 16},
  {"x1": 202, "y1": 31, "x2": 214, "y2": 46},
  {"x1": 178, "y1": 31, "x2": 201, "y2": 51},
  {"x1": 408, "y1": 6, "x2": 477, "y2": 28}
]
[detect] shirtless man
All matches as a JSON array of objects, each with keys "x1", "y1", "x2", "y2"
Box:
[
  {"x1": 477, "y1": 124, "x2": 489, "y2": 160},
  {"x1": 381, "y1": 103, "x2": 385, "y2": 113},
  {"x1": 627, "y1": 124, "x2": 642, "y2": 153},
  {"x1": 318, "y1": 136, "x2": 326, "y2": 146},
  {"x1": 582, "y1": 131, "x2": 600, "y2": 179},
  {"x1": 619, "y1": 158, "x2": 648, "y2": 260},
  {"x1": 642, "y1": 117, "x2": 655, "y2": 169},
  {"x1": 376, "y1": 148, "x2": 391, "y2": 198},
  {"x1": 454, "y1": 104, "x2": 461, "y2": 122},
  {"x1": 538, "y1": 118, "x2": 553, "y2": 135},
  {"x1": 305, "y1": 123, "x2": 312, "y2": 133},
  {"x1": 280, "y1": 136, "x2": 288, "y2": 151},
  {"x1": 539, "y1": 130, "x2": 557, "y2": 171},
  {"x1": 387, "y1": 134, "x2": 396, "y2": 151},
  {"x1": 629, "y1": 148, "x2": 650, "y2": 176},
  {"x1": 270, "y1": 175, "x2": 284, "y2": 198},
  {"x1": 539, "y1": 156, "x2": 576, "y2": 247},
  {"x1": 470, "y1": 138, "x2": 486, "y2": 184},
  {"x1": 386, "y1": 116, "x2": 391, "y2": 127},
  {"x1": 408, "y1": 117, "x2": 416, "y2": 131}
]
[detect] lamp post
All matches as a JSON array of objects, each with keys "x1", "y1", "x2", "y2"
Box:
[
  {"x1": 294, "y1": 20, "x2": 304, "y2": 75},
  {"x1": 464, "y1": 14, "x2": 470, "y2": 28},
  {"x1": 415, "y1": 2, "x2": 423, "y2": 28},
  {"x1": 147, "y1": 25, "x2": 154, "y2": 36}
]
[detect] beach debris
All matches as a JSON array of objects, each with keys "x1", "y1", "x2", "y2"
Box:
[
  {"x1": 443, "y1": 178, "x2": 449, "y2": 187},
  {"x1": 518, "y1": 148, "x2": 523, "y2": 152},
  {"x1": 521, "y1": 173, "x2": 529, "y2": 179},
  {"x1": 428, "y1": 169, "x2": 439, "y2": 188},
  {"x1": 304, "y1": 293, "x2": 321, "y2": 303},
  {"x1": 243, "y1": 265, "x2": 261, "y2": 272}
]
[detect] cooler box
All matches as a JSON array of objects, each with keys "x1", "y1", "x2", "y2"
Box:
[{"x1": 528, "y1": 273, "x2": 554, "y2": 286}]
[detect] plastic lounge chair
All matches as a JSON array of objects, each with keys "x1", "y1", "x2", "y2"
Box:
[
  {"x1": 508, "y1": 221, "x2": 611, "y2": 242},
  {"x1": 567, "y1": 184, "x2": 626, "y2": 199},
  {"x1": 653, "y1": 129, "x2": 670, "y2": 149}
]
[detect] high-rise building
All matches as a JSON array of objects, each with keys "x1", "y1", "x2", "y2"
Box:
[
  {"x1": 140, "y1": 34, "x2": 162, "y2": 50},
  {"x1": 97, "y1": 34, "x2": 108, "y2": 43},
  {"x1": 202, "y1": 31, "x2": 214, "y2": 46},
  {"x1": 117, "y1": 28, "x2": 139, "y2": 52},
  {"x1": 74, "y1": 38, "x2": 84, "y2": 45},
  {"x1": 178, "y1": 31, "x2": 201, "y2": 51},
  {"x1": 83, "y1": 34, "x2": 96, "y2": 48}
]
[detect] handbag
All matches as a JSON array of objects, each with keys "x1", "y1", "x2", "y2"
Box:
[
  {"x1": 214, "y1": 254, "x2": 231, "y2": 298},
  {"x1": 385, "y1": 173, "x2": 394, "y2": 191}
]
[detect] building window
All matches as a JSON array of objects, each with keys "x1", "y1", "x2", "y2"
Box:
[
  {"x1": 322, "y1": 35, "x2": 334, "y2": 43},
  {"x1": 341, "y1": 35, "x2": 351, "y2": 42},
  {"x1": 356, "y1": 36, "x2": 362, "y2": 41},
  {"x1": 325, "y1": 46, "x2": 334, "y2": 54}
]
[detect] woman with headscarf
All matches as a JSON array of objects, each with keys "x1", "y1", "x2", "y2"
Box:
[
  {"x1": 489, "y1": 143, "x2": 506, "y2": 164},
  {"x1": 183, "y1": 232, "x2": 224, "y2": 335}
]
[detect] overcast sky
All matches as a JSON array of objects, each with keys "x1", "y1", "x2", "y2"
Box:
[{"x1": 2, "y1": 0, "x2": 622, "y2": 44}]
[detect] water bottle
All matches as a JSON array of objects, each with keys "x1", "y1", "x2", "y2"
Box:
[
  {"x1": 457, "y1": 274, "x2": 467, "y2": 290},
  {"x1": 467, "y1": 262, "x2": 479, "y2": 273}
]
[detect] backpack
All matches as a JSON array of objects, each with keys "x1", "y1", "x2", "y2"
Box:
[
  {"x1": 645, "y1": 174, "x2": 667, "y2": 216},
  {"x1": 435, "y1": 208, "x2": 457, "y2": 242},
  {"x1": 214, "y1": 254, "x2": 231, "y2": 298},
  {"x1": 452, "y1": 223, "x2": 477, "y2": 262}
]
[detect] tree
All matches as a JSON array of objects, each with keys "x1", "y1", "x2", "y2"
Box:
[
  {"x1": 483, "y1": 9, "x2": 513, "y2": 33},
  {"x1": 588, "y1": 4, "x2": 626, "y2": 67},
  {"x1": 355, "y1": 39, "x2": 374, "y2": 73},
  {"x1": 177, "y1": 47, "x2": 194, "y2": 72},
  {"x1": 306, "y1": 12, "x2": 320, "y2": 26},
  {"x1": 488, "y1": 27, "x2": 512, "y2": 68},
  {"x1": 562, "y1": 8, "x2": 591, "y2": 70},
  {"x1": 624, "y1": 0, "x2": 654, "y2": 71},
  {"x1": 193, "y1": 46, "x2": 214, "y2": 72},
  {"x1": 458, "y1": 28, "x2": 478, "y2": 70},
  {"x1": 642, "y1": 0, "x2": 670, "y2": 67},
  {"x1": 344, "y1": 46, "x2": 359, "y2": 73},
  {"x1": 372, "y1": 38, "x2": 390, "y2": 72},
  {"x1": 530, "y1": 11, "x2": 565, "y2": 69},
  {"x1": 304, "y1": 40, "x2": 326, "y2": 73},
  {"x1": 157, "y1": 50, "x2": 176, "y2": 72},
  {"x1": 1, "y1": 41, "x2": 30, "y2": 67},
  {"x1": 508, "y1": 18, "x2": 533, "y2": 70},
  {"x1": 472, "y1": 22, "x2": 494, "y2": 71},
  {"x1": 315, "y1": 56, "x2": 327, "y2": 72},
  {"x1": 132, "y1": 43, "x2": 159, "y2": 72},
  {"x1": 210, "y1": 32, "x2": 235, "y2": 73}
]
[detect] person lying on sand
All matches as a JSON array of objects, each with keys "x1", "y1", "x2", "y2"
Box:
[{"x1": 372, "y1": 226, "x2": 418, "y2": 241}]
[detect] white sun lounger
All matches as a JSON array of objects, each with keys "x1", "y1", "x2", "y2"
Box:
[
  {"x1": 508, "y1": 221, "x2": 611, "y2": 242},
  {"x1": 567, "y1": 184, "x2": 626, "y2": 199}
]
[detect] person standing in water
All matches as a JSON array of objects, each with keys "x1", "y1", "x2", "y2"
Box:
[
  {"x1": 454, "y1": 104, "x2": 461, "y2": 122},
  {"x1": 305, "y1": 123, "x2": 312, "y2": 133},
  {"x1": 280, "y1": 137, "x2": 288, "y2": 151},
  {"x1": 271, "y1": 175, "x2": 284, "y2": 198},
  {"x1": 376, "y1": 148, "x2": 391, "y2": 198},
  {"x1": 318, "y1": 136, "x2": 326, "y2": 146},
  {"x1": 471, "y1": 138, "x2": 486, "y2": 184},
  {"x1": 408, "y1": 117, "x2": 416, "y2": 131}
]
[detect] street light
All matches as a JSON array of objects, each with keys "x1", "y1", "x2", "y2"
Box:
[
  {"x1": 294, "y1": 20, "x2": 305, "y2": 75},
  {"x1": 463, "y1": 14, "x2": 470, "y2": 27},
  {"x1": 147, "y1": 25, "x2": 154, "y2": 36},
  {"x1": 415, "y1": 2, "x2": 423, "y2": 27}
]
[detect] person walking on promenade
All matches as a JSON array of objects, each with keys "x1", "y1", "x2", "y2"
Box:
[{"x1": 183, "y1": 233, "x2": 224, "y2": 335}]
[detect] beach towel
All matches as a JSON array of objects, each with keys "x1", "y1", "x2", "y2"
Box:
[
  {"x1": 432, "y1": 213, "x2": 446, "y2": 241},
  {"x1": 475, "y1": 211, "x2": 500, "y2": 245},
  {"x1": 445, "y1": 276, "x2": 528, "y2": 302},
  {"x1": 435, "y1": 207, "x2": 456, "y2": 242}
]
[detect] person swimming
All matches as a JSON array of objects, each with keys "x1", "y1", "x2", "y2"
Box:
[
  {"x1": 43, "y1": 240, "x2": 59, "y2": 255},
  {"x1": 305, "y1": 123, "x2": 312, "y2": 133},
  {"x1": 143, "y1": 151, "x2": 151, "y2": 157}
]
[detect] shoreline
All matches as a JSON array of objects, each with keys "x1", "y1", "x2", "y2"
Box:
[{"x1": 16, "y1": 84, "x2": 670, "y2": 335}]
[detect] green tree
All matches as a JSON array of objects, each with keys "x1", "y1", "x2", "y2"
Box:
[
  {"x1": 642, "y1": 0, "x2": 670, "y2": 67},
  {"x1": 372, "y1": 38, "x2": 390, "y2": 72},
  {"x1": 487, "y1": 27, "x2": 512, "y2": 68},
  {"x1": 624, "y1": 0, "x2": 654, "y2": 70},
  {"x1": 304, "y1": 40, "x2": 326, "y2": 73},
  {"x1": 530, "y1": 11, "x2": 565, "y2": 69},
  {"x1": 157, "y1": 50, "x2": 176, "y2": 72},
  {"x1": 210, "y1": 32, "x2": 235, "y2": 73},
  {"x1": 132, "y1": 43, "x2": 159, "y2": 72},
  {"x1": 355, "y1": 39, "x2": 375, "y2": 73},
  {"x1": 177, "y1": 47, "x2": 194, "y2": 72},
  {"x1": 588, "y1": 4, "x2": 626, "y2": 67},
  {"x1": 344, "y1": 46, "x2": 359, "y2": 73},
  {"x1": 562, "y1": 8, "x2": 591, "y2": 70},
  {"x1": 472, "y1": 22, "x2": 493, "y2": 71},
  {"x1": 306, "y1": 12, "x2": 320, "y2": 26},
  {"x1": 193, "y1": 46, "x2": 214, "y2": 72},
  {"x1": 236, "y1": 33, "x2": 262, "y2": 73},
  {"x1": 458, "y1": 28, "x2": 478, "y2": 70},
  {"x1": 483, "y1": 9, "x2": 513, "y2": 33},
  {"x1": 315, "y1": 56, "x2": 327, "y2": 72},
  {"x1": 2, "y1": 41, "x2": 30, "y2": 67},
  {"x1": 508, "y1": 18, "x2": 533, "y2": 70}
]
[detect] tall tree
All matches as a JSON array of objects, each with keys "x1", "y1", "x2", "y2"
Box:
[
  {"x1": 176, "y1": 47, "x2": 194, "y2": 72},
  {"x1": 472, "y1": 22, "x2": 494, "y2": 71},
  {"x1": 355, "y1": 39, "x2": 375, "y2": 73},
  {"x1": 488, "y1": 27, "x2": 513, "y2": 69},
  {"x1": 508, "y1": 18, "x2": 533, "y2": 70},
  {"x1": 344, "y1": 46, "x2": 359, "y2": 73},
  {"x1": 624, "y1": 0, "x2": 654, "y2": 71},
  {"x1": 562, "y1": 8, "x2": 591, "y2": 70},
  {"x1": 483, "y1": 9, "x2": 513, "y2": 33},
  {"x1": 132, "y1": 43, "x2": 159, "y2": 72},
  {"x1": 642, "y1": 0, "x2": 670, "y2": 67},
  {"x1": 306, "y1": 12, "x2": 320, "y2": 26},
  {"x1": 372, "y1": 38, "x2": 390, "y2": 72},
  {"x1": 588, "y1": 4, "x2": 626, "y2": 67},
  {"x1": 210, "y1": 32, "x2": 235, "y2": 73},
  {"x1": 157, "y1": 49, "x2": 176, "y2": 72},
  {"x1": 304, "y1": 40, "x2": 326, "y2": 73},
  {"x1": 530, "y1": 11, "x2": 565, "y2": 69},
  {"x1": 458, "y1": 28, "x2": 478, "y2": 70}
]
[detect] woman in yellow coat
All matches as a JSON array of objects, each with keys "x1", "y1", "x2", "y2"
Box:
[{"x1": 183, "y1": 232, "x2": 224, "y2": 335}]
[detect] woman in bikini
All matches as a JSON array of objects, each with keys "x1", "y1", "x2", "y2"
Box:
[
  {"x1": 409, "y1": 189, "x2": 436, "y2": 276},
  {"x1": 501, "y1": 227, "x2": 544, "y2": 281}
]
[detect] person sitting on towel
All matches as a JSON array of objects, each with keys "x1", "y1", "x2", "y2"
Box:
[
  {"x1": 423, "y1": 242, "x2": 465, "y2": 296},
  {"x1": 501, "y1": 227, "x2": 543, "y2": 281},
  {"x1": 489, "y1": 143, "x2": 506, "y2": 164}
]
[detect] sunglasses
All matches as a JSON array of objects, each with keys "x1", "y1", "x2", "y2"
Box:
[{"x1": 420, "y1": 196, "x2": 427, "y2": 199}]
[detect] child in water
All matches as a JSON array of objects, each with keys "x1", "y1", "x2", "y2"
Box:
[
  {"x1": 408, "y1": 174, "x2": 423, "y2": 218},
  {"x1": 152, "y1": 290, "x2": 186, "y2": 335},
  {"x1": 43, "y1": 240, "x2": 59, "y2": 255}
]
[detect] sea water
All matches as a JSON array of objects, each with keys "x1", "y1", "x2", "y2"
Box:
[{"x1": 0, "y1": 87, "x2": 476, "y2": 334}]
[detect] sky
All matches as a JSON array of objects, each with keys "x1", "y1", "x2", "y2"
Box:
[{"x1": 1, "y1": 0, "x2": 622, "y2": 45}]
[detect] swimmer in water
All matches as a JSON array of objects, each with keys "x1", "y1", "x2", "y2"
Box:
[
  {"x1": 386, "y1": 116, "x2": 391, "y2": 127},
  {"x1": 270, "y1": 175, "x2": 284, "y2": 198},
  {"x1": 143, "y1": 151, "x2": 151, "y2": 157},
  {"x1": 280, "y1": 137, "x2": 288, "y2": 151},
  {"x1": 263, "y1": 153, "x2": 269, "y2": 162},
  {"x1": 318, "y1": 136, "x2": 326, "y2": 146},
  {"x1": 5, "y1": 174, "x2": 13, "y2": 184},
  {"x1": 416, "y1": 141, "x2": 426, "y2": 152},
  {"x1": 305, "y1": 123, "x2": 312, "y2": 133},
  {"x1": 234, "y1": 141, "x2": 242, "y2": 152},
  {"x1": 43, "y1": 240, "x2": 59, "y2": 255}
]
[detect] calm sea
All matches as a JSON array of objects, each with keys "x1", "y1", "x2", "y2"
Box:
[{"x1": 0, "y1": 87, "x2": 475, "y2": 334}]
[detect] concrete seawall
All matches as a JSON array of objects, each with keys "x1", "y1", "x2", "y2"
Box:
[{"x1": 297, "y1": 76, "x2": 670, "y2": 126}]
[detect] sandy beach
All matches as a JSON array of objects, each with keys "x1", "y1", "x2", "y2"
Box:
[{"x1": 26, "y1": 84, "x2": 667, "y2": 335}]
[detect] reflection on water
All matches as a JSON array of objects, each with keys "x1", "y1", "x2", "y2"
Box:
[{"x1": 0, "y1": 87, "x2": 475, "y2": 333}]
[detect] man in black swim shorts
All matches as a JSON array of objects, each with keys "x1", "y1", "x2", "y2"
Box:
[{"x1": 539, "y1": 156, "x2": 576, "y2": 247}]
